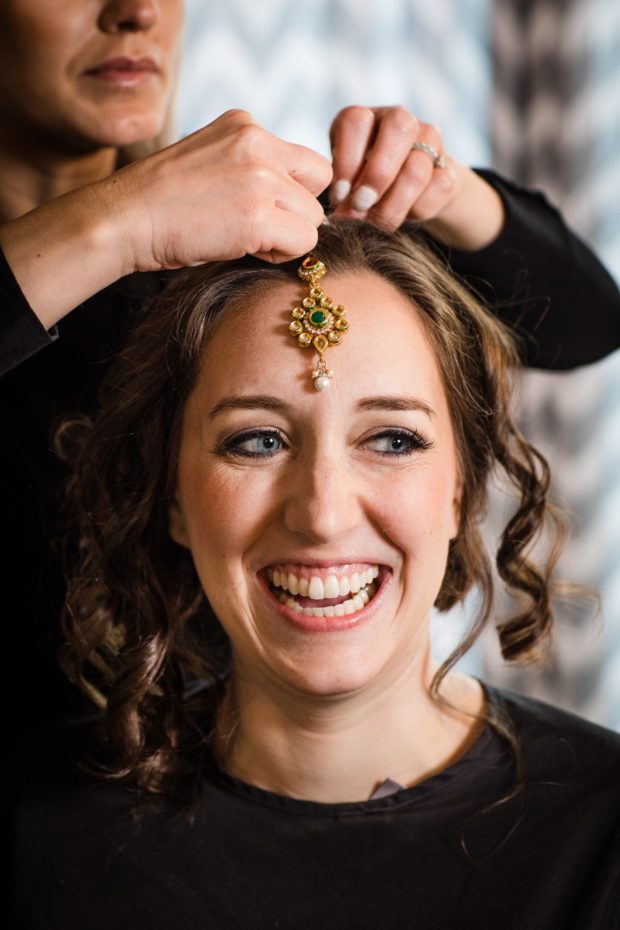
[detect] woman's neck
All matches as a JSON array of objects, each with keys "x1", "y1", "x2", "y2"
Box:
[
  {"x1": 214, "y1": 659, "x2": 485, "y2": 804},
  {"x1": 0, "y1": 137, "x2": 117, "y2": 222}
]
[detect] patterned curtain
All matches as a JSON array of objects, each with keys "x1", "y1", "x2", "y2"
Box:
[
  {"x1": 179, "y1": 0, "x2": 492, "y2": 164},
  {"x1": 485, "y1": 0, "x2": 620, "y2": 727}
]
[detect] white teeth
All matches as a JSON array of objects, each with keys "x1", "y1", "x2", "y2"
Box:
[
  {"x1": 269, "y1": 566, "x2": 380, "y2": 592},
  {"x1": 308, "y1": 576, "x2": 325, "y2": 600},
  {"x1": 282, "y1": 583, "x2": 378, "y2": 619},
  {"x1": 323, "y1": 575, "x2": 340, "y2": 599},
  {"x1": 269, "y1": 565, "x2": 382, "y2": 614}
]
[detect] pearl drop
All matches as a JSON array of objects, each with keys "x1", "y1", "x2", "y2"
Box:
[{"x1": 314, "y1": 375, "x2": 331, "y2": 391}]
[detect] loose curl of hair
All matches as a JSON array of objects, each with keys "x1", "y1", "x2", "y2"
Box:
[{"x1": 57, "y1": 220, "x2": 563, "y2": 801}]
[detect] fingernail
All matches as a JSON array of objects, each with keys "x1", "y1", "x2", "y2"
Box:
[
  {"x1": 331, "y1": 179, "x2": 351, "y2": 205},
  {"x1": 351, "y1": 184, "x2": 378, "y2": 213}
]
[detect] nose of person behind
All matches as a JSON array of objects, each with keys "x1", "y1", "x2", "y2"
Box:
[{"x1": 98, "y1": 0, "x2": 161, "y2": 33}]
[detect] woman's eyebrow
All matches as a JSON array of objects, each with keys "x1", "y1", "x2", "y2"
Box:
[
  {"x1": 357, "y1": 396, "x2": 436, "y2": 419},
  {"x1": 208, "y1": 394, "x2": 291, "y2": 420}
]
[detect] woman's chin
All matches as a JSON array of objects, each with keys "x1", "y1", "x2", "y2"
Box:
[{"x1": 265, "y1": 646, "x2": 391, "y2": 700}]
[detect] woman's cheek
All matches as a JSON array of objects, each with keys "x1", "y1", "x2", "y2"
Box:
[{"x1": 374, "y1": 466, "x2": 457, "y2": 552}]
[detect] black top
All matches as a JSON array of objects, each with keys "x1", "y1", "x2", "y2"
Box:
[
  {"x1": 1, "y1": 170, "x2": 619, "y2": 742},
  {"x1": 14, "y1": 687, "x2": 620, "y2": 929}
]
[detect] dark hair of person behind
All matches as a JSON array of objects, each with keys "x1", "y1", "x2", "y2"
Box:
[{"x1": 57, "y1": 220, "x2": 563, "y2": 802}]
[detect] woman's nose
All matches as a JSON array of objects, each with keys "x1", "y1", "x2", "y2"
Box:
[
  {"x1": 282, "y1": 449, "x2": 363, "y2": 545},
  {"x1": 99, "y1": 0, "x2": 160, "y2": 33}
]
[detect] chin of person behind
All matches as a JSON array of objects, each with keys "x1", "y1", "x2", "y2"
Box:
[{"x1": 13, "y1": 220, "x2": 619, "y2": 930}]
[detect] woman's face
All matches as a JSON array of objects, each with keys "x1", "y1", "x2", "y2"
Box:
[
  {"x1": 170, "y1": 271, "x2": 462, "y2": 699},
  {"x1": 0, "y1": 0, "x2": 183, "y2": 152}
]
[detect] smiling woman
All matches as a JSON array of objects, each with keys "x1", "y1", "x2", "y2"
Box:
[
  {"x1": 17, "y1": 220, "x2": 620, "y2": 929},
  {"x1": 168, "y1": 260, "x2": 468, "y2": 697},
  {"x1": 59, "y1": 220, "x2": 543, "y2": 747}
]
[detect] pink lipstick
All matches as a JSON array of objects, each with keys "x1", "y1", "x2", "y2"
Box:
[
  {"x1": 84, "y1": 57, "x2": 158, "y2": 87},
  {"x1": 260, "y1": 565, "x2": 390, "y2": 633}
]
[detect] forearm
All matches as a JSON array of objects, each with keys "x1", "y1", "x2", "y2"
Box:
[
  {"x1": 326, "y1": 104, "x2": 619, "y2": 369},
  {"x1": 437, "y1": 170, "x2": 620, "y2": 369},
  {"x1": 0, "y1": 178, "x2": 127, "y2": 332}
]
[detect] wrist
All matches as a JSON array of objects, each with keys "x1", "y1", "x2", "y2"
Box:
[
  {"x1": 89, "y1": 171, "x2": 140, "y2": 279},
  {"x1": 423, "y1": 165, "x2": 505, "y2": 252},
  {"x1": 0, "y1": 181, "x2": 131, "y2": 329}
]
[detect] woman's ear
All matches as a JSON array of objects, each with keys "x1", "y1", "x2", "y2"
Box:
[{"x1": 169, "y1": 496, "x2": 190, "y2": 548}]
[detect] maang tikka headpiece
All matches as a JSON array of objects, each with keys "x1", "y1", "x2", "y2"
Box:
[{"x1": 288, "y1": 256, "x2": 349, "y2": 391}]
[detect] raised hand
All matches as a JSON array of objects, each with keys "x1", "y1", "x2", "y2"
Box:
[
  {"x1": 110, "y1": 109, "x2": 333, "y2": 271},
  {"x1": 329, "y1": 105, "x2": 503, "y2": 251},
  {"x1": 0, "y1": 110, "x2": 333, "y2": 329}
]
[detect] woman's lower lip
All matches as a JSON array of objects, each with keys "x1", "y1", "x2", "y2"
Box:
[
  {"x1": 84, "y1": 69, "x2": 156, "y2": 88},
  {"x1": 261, "y1": 572, "x2": 388, "y2": 633}
]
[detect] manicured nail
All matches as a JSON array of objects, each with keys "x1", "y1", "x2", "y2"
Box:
[
  {"x1": 331, "y1": 179, "x2": 351, "y2": 205},
  {"x1": 351, "y1": 184, "x2": 378, "y2": 212}
]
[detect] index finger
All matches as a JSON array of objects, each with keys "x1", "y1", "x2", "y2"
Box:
[{"x1": 329, "y1": 106, "x2": 378, "y2": 203}]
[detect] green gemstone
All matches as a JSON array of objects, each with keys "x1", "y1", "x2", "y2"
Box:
[{"x1": 309, "y1": 309, "x2": 327, "y2": 327}]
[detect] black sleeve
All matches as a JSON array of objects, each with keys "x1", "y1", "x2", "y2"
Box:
[
  {"x1": 0, "y1": 247, "x2": 57, "y2": 376},
  {"x1": 429, "y1": 169, "x2": 620, "y2": 370}
]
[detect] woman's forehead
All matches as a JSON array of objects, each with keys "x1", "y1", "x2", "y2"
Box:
[{"x1": 192, "y1": 271, "x2": 449, "y2": 415}]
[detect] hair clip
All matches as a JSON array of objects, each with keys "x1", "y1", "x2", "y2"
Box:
[{"x1": 288, "y1": 256, "x2": 349, "y2": 391}]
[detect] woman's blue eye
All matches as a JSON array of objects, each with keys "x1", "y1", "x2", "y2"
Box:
[
  {"x1": 221, "y1": 430, "x2": 285, "y2": 458},
  {"x1": 364, "y1": 429, "x2": 431, "y2": 456}
]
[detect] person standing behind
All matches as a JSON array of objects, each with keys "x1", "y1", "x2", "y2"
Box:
[{"x1": 0, "y1": 0, "x2": 331, "y2": 743}]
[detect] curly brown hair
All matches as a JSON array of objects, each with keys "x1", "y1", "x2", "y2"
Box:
[{"x1": 57, "y1": 220, "x2": 563, "y2": 800}]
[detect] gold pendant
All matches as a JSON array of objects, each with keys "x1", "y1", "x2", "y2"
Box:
[{"x1": 289, "y1": 256, "x2": 349, "y2": 390}]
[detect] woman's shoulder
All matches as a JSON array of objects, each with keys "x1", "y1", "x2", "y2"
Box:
[{"x1": 486, "y1": 684, "x2": 620, "y2": 799}]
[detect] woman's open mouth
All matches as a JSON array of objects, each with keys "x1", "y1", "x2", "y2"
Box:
[{"x1": 262, "y1": 563, "x2": 388, "y2": 630}]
